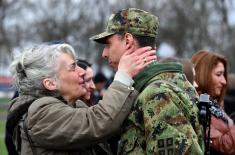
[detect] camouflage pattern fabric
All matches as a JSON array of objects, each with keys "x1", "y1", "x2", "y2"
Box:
[
  {"x1": 118, "y1": 62, "x2": 204, "y2": 155},
  {"x1": 90, "y1": 8, "x2": 159, "y2": 43}
]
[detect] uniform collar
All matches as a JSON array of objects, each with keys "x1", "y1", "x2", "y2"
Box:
[{"x1": 133, "y1": 61, "x2": 183, "y2": 92}]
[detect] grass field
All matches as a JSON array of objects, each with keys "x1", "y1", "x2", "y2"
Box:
[
  {"x1": 0, "y1": 120, "x2": 7, "y2": 155},
  {"x1": 0, "y1": 97, "x2": 9, "y2": 155}
]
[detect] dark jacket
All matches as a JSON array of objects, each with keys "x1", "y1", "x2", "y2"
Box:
[{"x1": 224, "y1": 89, "x2": 235, "y2": 122}]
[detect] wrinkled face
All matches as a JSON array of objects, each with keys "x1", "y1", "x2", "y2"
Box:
[
  {"x1": 211, "y1": 62, "x2": 227, "y2": 97},
  {"x1": 83, "y1": 67, "x2": 96, "y2": 100},
  {"x1": 102, "y1": 34, "x2": 126, "y2": 70},
  {"x1": 56, "y1": 53, "x2": 87, "y2": 103}
]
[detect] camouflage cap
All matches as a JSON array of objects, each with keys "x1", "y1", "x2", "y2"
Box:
[{"x1": 90, "y1": 8, "x2": 159, "y2": 44}]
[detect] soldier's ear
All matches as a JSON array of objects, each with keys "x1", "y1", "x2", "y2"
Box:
[{"x1": 124, "y1": 33, "x2": 134, "y2": 50}]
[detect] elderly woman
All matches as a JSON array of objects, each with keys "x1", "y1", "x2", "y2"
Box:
[
  {"x1": 192, "y1": 50, "x2": 235, "y2": 155},
  {"x1": 6, "y1": 43, "x2": 156, "y2": 154}
]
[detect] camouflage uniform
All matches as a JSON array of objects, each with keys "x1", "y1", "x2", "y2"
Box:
[
  {"x1": 91, "y1": 8, "x2": 204, "y2": 155},
  {"x1": 118, "y1": 62, "x2": 204, "y2": 155}
]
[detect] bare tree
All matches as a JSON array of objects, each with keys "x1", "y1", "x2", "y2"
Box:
[{"x1": 1, "y1": 0, "x2": 235, "y2": 75}]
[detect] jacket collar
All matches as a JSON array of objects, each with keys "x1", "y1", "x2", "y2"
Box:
[{"x1": 133, "y1": 61, "x2": 183, "y2": 92}]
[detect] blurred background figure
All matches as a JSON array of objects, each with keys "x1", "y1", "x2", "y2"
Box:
[
  {"x1": 91, "y1": 72, "x2": 107, "y2": 105},
  {"x1": 77, "y1": 59, "x2": 96, "y2": 106},
  {"x1": 160, "y1": 57, "x2": 198, "y2": 87},
  {"x1": 192, "y1": 50, "x2": 235, "y2": 155},
  {"x1": 224, "y1": 73, "x2": 235, "y2": 122},
  {"x1": 76, "y1": 59, "x2": 112, "y2": 155}
]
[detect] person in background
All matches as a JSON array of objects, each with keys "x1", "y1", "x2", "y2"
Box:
[
  {"x1": 224, "y1": 73, "x2": 235, "y2": 122},
  {"x1": 91, "y1": 8, "x2": 204, "y2": 154},
  {"x1": 77, "y1": 59, "x2": 121, "y2": 154},
  {"x1": 6, "y1": 43, "x2": 156, "y2": 155},
  {"x1": 76, "y1": 59, "x2": 112, "y2": 155},
  {"x1": 77, "y1": 59, "x2": 96, "y2": 106},
  {"x1": 160, "y1": 57, "x2": 198, "y2": 87},
  {"x1": 192, "y1": 50, "x2": 235, "y2": 155},
  {"x1": 91, "y1": 72, "x2": 107, "y2": 105}
]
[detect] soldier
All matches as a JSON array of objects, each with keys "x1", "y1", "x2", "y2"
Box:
[{"x1": 91, "y1": 8, "x2": 204, "y2": 154}]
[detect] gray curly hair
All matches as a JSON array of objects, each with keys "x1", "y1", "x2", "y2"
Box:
[{"x1": 10, "y1": 43, "x2": 76, "y2": 96}]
